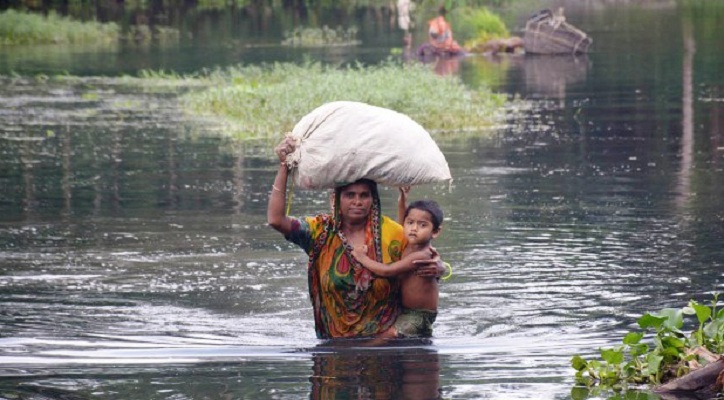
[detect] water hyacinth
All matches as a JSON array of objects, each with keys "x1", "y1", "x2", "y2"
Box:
[
  {"x1": 182, "y1": 60, "x2": 507, "y2": 140},
  {"x1": 282, "y1": 26, "x2": 361, "y2": 47}
]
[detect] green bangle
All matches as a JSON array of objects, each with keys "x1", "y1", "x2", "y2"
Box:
[{"x1": 441, "y1": 262, "x2": 453, "y2": 281}]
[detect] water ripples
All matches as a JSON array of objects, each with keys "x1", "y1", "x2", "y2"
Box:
[{"x1": 2, "y1": 65, "x2": 724, "y2": 398}]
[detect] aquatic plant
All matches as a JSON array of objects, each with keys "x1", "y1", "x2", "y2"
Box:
[
  {"x1": 196, "y1": 0, "x2": 251, "y2": 11},
  {"x1": 282, "y1": 25, "x2": 360, "y2": 47},
  {"x1": 182, "y1": 60, "x2": 506, "y2": 140},
  {"x1": 0, "y1": 9, "x2": 119, "y2": 45},
  {"x1": 128, "y1": 24, "x2": 181, "y2": 43},
  {"x1": 571, "y1": 294, "x2": 724, "y2": 390}
]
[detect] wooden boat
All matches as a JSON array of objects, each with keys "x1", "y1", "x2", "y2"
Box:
[{"x1": 523, "y1": 9, "x2": 592, "y2": 54}]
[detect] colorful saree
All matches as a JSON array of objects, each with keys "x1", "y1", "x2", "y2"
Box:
[{"x1": 286, "y1": 183, "x2": 406, "y2": 339}]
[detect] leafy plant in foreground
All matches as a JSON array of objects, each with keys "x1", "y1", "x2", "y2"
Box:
[{"x1": 572, "y1": 294, "x2": 724, "y2": 389}]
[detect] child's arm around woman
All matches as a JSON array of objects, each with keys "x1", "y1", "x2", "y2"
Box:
[{"x1": 352, "y1": 245, "x2": 432, "y2": 277}]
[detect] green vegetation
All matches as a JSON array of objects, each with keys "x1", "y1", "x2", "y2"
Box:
[
  {"x1": 282, "y1": 26, "x2": 360, "y2": 47},
  {"x1": 0, "y1": 9, "x2": 119, "y2": 45},
  {"x1": 196, "y1": 0, "x2": 251, "y2": 11},
  {"x1": 449, "y1": 6, "x2": 510, "y2": 50},
  {"x1": 572, "y1": 294, "x2": 724, "y2": 390},
  {"x1": 182, "y1": 60, "x2": 506, "y2": 140},
  {"x1": 128, "y1": 24, "x2": 181, "y2": 43}
]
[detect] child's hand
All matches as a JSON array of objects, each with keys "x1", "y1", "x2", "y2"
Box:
[
  {"x1": 398, "y1": 186, "x2": 411, "y2": 200},
  {"x1": 408, "y1": 248, "x2": 434, "y2": 262},
  {"x1": 413, "y1": 247, "x2": 444, "y2": 277},
  {"x1": 397, "y1": 186, "x2": 411, "y2": 225},
  {"x1": 351, "y1": 245, "x2": 369, "y2": 261}
]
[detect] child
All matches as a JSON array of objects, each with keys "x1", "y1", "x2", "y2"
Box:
[{"x1": 352, "y1": 197, "x2": 443, "y2": 338}]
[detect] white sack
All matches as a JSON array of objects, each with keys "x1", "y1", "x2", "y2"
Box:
[{"x1": 284, "y1": 101, "x2": 452, "y2": 189}]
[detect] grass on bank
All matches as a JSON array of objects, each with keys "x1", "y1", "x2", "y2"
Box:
[
  {"x1": 0, "y1": 9, "x2": 119, "y2": 45},
  {"x1": 182, "y1": 60, "x2": 507, "y2": 140}
]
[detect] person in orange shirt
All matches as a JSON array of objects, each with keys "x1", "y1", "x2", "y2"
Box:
[{"x1": 427, "y1": 5, "x2": 461, "y2": 54}]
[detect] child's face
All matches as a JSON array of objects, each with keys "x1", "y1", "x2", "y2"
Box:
[{"x1": 403, "y1": 208, "x2": 440, "y2": 245}]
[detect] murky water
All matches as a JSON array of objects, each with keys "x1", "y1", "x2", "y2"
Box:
[{"x1": 1, "y1": 1, "x2": 724, "y2": 399}]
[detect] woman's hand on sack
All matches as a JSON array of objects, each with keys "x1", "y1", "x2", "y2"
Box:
[
  {"x1": 275, "y1": 137, "x2": 296, "y2": 164},
  {"x1": 413, "y1": 247, "x2": 445, "y2": 278}
]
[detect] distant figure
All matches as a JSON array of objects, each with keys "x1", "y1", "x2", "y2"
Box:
[
  {"x1": 397, "y1": 0, "x2": 414, "y2": 62},
  {"x1": 397, "y1": 0, "x2": 412, "y2": 33},
  {"x1": 426, "y1": 5, "x2": 461, "y2": 55}
]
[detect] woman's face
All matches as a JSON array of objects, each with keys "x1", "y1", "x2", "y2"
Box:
[{"x1": 338, "y1": 182, "x2": 373, "y2": 224}]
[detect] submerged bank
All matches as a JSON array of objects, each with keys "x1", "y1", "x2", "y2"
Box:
[{"x1": 6, "y1": 60, "x2": 509, "y2": 141}]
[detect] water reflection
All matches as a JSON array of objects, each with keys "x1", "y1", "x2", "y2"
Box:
[
  {"x1": 480, "y1": 53, "x2": 590, "y2": 101},
  {"x1": 415, "y1": 51, "x2": 463, "y2": 76},
  {"x1": 0, "y1": 76, "x2": 236, "y2": 220},
  {"x1": 677, "y1": 15, "x2": 695, "y2": 212},
  {"x1": 431, "y1": 56, "x2": 462, "y2": 76},
  {"x1": 311, "y1": 341, "x2": 441, "y2": 400},
  {"x1": 0, "y1": 345, "x2": 441, "y2": 399},
  {"x1": 460, "y1": 53, "x2": 590, "y2": 104},
  {"x1": 522, "y1": 54, "x2": 590, "y2": 101}
]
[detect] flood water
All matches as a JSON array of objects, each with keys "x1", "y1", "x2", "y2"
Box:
[{"x1": 1, "y1": 0, "x2": 724, "y2": 399}]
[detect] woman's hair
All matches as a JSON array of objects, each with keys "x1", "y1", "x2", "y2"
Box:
[
  {"x1": 404, "y1": 200, "x2": 444, "y2": 231},
  {"x1": 336, "y1": 178, "x2": 377, "y2": 194}
]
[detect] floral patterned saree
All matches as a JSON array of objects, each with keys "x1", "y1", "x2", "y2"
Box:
[{"x1": 286, "y1": 183, "x2": 405, "y2": 339}]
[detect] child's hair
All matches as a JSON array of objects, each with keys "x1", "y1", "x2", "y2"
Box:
[{"x1": 404, "y1": 200, "x2": 444, "y2": 231}]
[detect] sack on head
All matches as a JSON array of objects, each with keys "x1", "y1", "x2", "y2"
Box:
[{"x1": 284, "y1": 101, "x2": 452, "y2": 189}]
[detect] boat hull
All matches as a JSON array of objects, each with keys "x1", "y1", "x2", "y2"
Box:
[{"x1": 523, "y1": 9, "x2": 592, "y2": 54}]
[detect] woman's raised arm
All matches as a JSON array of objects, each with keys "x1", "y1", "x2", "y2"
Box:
[{"x1": 267, "y1": 137, "x2": 296, "y2": 236}]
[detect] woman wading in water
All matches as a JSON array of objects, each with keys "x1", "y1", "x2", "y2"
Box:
[{"x1": 267, "y1": 137, "x2": 443, "y2": 339}]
